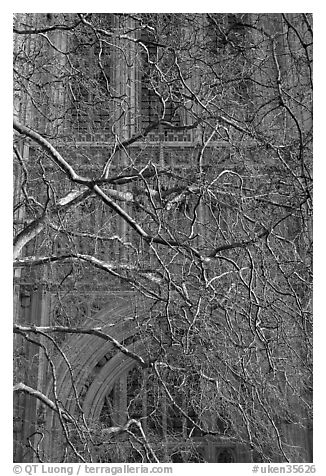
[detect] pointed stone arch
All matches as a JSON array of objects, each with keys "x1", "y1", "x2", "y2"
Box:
[{"x1": 43, "y1": 291, "x2": 157, "y2": 461}]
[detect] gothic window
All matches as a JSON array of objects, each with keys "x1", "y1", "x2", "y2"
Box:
[
  {"x1": 141, "y1": 81, "x2": 161, "y2": 128},
  {"x1": 98, "y1": 363, "x2": 205, "y2": 460}
]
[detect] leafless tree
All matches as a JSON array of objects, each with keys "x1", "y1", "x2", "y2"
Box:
[{"x1": 13, "y1": 13, "x2": 312, "y2": 463}]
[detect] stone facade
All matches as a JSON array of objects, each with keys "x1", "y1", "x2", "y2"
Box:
[{"x1": 13, "y1": 13, "x2": 313, "y2": 463}]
